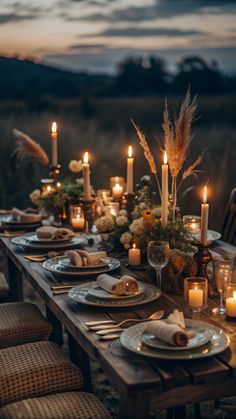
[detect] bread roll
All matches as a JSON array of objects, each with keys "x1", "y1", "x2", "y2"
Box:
[
  {"x1": 36, "y1": 226, "x2": 57, "y2": 239},
  {"x1": 67, "y1": 250, "x2": 83, "y2": 267},
  {"x1": 97, "y1": 274, "x2": 127, "y2": 295},
  {"x1": 146, "y1": 320, "x2": 188, "y2": 347},
  {"x1": 121, "y1": 275, "x2": 139, "y2": 294},
  {"x1": 87, "y1": 251, "x2": 107, "y2": 265}
]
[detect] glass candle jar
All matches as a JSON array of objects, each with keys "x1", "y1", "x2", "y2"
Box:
[
  {"x1": 184, "y1": 277, "x2": 208, "y2": 312},
  {"x1": 110, "y1": 176, "x2": 125, "y2": 191},
  {"x1": 183, "y1": 215, "x2": 201, "y2": 237},
  {"x1": 41, "y1": 178, "x2": 54, "y2": 193},
  {"x1": 97, "y1": 189, "x2": 111, "y2": 204},
  {"x1": 104, "y1": 202, "x2": 119, "y2": 217},
  {"x1": 70, "y1": 206, "x2": 85, "y2": 231},
  {"x1": 225, "y1": 283, "x2": 236, "y2": 318}
]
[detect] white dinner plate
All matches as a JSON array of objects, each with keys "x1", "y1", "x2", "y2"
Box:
[
  {"x1": 58, "y1": 257, "x2": 109, "y2": 270},
  {"x1": 192, "y1": 229, "x2": 221, "y2": 242},
  {"x1": 43, "y1": 256, "x2": 120, "y2": 277},
  {"x1": 11, "y1": 235, "x2": 85, "y2": 250},
  {"x1": 25, "y1": 233, "x2": 73, "y2": 244},
  {"x1": 120, "y1": 319, "x2": 229, "y2": 360}
]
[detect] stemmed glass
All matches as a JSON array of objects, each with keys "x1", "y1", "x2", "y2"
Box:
[
  {"x1": 212, "y1": 258, "x2": 233, "y2": 315},
  {"x1": 147, "y1": 241, "x2": 169, "y2": 290}
]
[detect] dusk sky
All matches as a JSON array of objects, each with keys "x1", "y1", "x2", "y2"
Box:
[{"x1": 0, "y1": 0, "x2": 236, "y2": 74}]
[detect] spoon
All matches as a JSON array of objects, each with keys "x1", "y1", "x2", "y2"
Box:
[{"x1": 90, "y1": 310, "x2": 164, "y2": 331}]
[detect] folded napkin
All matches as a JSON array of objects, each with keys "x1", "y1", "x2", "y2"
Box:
[
  {"x1": 96, "y1": 274, "x2": 139, "y2": 296},
  {"x1": 36, "y1": 226, "x2": 74, "y2": 240},
  {"x1": 67, "y1": 250, "x2": 107, "y2": 267},
  {"x1": 146, "y1": 320, "x2": 188, "y2": 347},
  {"x1": 12, "y1": 207, "x2": 41, "y2": 223}
]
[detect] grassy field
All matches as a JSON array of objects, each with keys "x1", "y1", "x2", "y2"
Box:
[{"x1": 0, "y1": 95, "x2": 235, "y2": 231}]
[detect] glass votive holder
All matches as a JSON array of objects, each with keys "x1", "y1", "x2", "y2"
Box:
[
  {"x1": 212, "y1": 257, "x2": 233, "y2": 292},
  {"x1": 97, "y1": 189, "x2": 111, "y2": 204},
  {"x1": 70, "y1": 206, "x2": 85, "y2": 232},
  {"x1": 41, "y1": 178, "x2": 54, "y2": 193},
  {"x1": 183, "y1": 215, "x2": 201, "y2": 237},
  {"x1": 184, "y1": 277, "x2": 208, "y2": 313},
  {"x1": 110, "y1": 176, "x2": 126, "y2": 191},
  {"x1": 225, "y1": 283, "x2": 236, "y2": 319},
  {"x1": 112, "y1": 183, "x2": 124, "y2": 199},
  {"x1": 104, "y1": 202, "x2": 119, "y2": 217}
]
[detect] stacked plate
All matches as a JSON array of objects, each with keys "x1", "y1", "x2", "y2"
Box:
[
  {"x1": 0, "y1": 214, "x2": 42, "y2": 230},
  {"x1": 11, "y1": 233, "x2": 85, "y2": 250},
  {"x1": 68, "y1": 281, "x2": 161, "y2": 307},
  {"x1": 43, "y1": 255, "x2": 121, "y2": 277},
  {"x1": 120, "y1": 319, "x2": 229, "y2": 360}
]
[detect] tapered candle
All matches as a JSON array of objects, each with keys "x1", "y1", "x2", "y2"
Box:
[
  {"x1": 161, "y1": 151, "x2": 168, "y2": 227},
  {"x1": 127, "y1": 145, "x2": 134, "y2": 194},
  {"x1": 51, "y1": 122, "x2": 58, "y2": 166},
  {"x1": 82, "y1": 152, "x2": 91, "y2": 200},
  {"x1": 200, "y1": 185, "x2": 209, "y2": 243}
]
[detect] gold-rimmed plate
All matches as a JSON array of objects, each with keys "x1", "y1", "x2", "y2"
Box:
[{"x1": 43, "y1": 256, "x2": 120, "y2": 277}]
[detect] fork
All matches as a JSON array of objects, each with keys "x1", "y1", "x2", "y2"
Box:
[{"x1": 88, "y1": 310, "x2": 164, "y2": 331}]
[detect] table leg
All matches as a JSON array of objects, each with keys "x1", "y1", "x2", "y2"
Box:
[
  {"x1": 3, "y1": 254, "x2": 23, "y2": 301},
  {"x1": 119, "y1": 389, "x2": 151, "y2": 419},
  {"x1": 67, "y1": 332, "x2": 92, "y2": 392},
  {"x1": 46, "y1": 306, "x2": 63, "y2": 346}
]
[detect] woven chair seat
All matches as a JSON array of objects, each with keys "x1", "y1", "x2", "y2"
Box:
[
  {"x1": 0, "y1": 341, "x2": 84, "y2": 406},
  {"x1": 0, "y1": 392, "x2": 111, "y2": 419},
  {"x1": 0, "y1": 274, "x2": 9, "y2": 301},
  {"x1": 0, "y1": 302, "x2": 52, "y2": 349}
]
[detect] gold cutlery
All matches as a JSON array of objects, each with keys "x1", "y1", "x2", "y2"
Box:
[
  {"x1": 85, "y1": 320, "x2": 116, "y2": 327},
  {"x1": 53, "y1": 289, "x2": 71, "y2": 296},
  {"x1": 96, "y1": 328, "x2": 124, "y2": 336},
  {"x1": 0, "y1": 230, "x2": 26, "y2": 238},
  {"x1": 99, "y1": 334, "x2": 121, "y2": 340},
  {"x1": 88, "y1": 310, "x2": 164, "y2": 331}
]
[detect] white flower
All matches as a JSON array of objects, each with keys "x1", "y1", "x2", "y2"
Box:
[
  {"x1": 129, "y1": 218, "x2": 144, "y2": 235},
  {"x1": 138, "y1": 202, "x2": 147, "y2": 210},
  {"x1": 124, "y1": 243, "x2": 131, "y2": 250},
  {"x1": 76, "y1": 178, "x2": 84, "y2": 185},
  {"x1": 119, "y1": 209, "x2": 127, "y2": 216},
  {"x1": 141, "y1": 175, "x2": 150, "y2": 182},
  {"x1": 116, "y1": 215, "x2": 129, "y2": 227},
  {"x1": 29, "y1": 189, "x2": 41, "y2": 206},
  {"x1": 95, "y1": 215, "x2": 114, "y2": 233},
  {"x1": 120, "y1": 231, "x2": 133, "y2": 245},
  {"x1": 69, "y1": 160, "x2": 83, "y2": 173}
]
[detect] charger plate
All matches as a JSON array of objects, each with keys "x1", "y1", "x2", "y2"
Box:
[
  {"x1": 43, "y1": 256, "x2": 120, "y2": 277},
  {"x1": 120, "y1": 319, "x2": 229, "y2": 360},
  {"x1": 58, "y1": 257, "x2": 109, "y2": 270},
  {"x1": 11, "y1": 235, "x2": 85, "y2": 250},
  {"x1": 68, "y1": 281, "x2": 161, "y2": 307},
  {"x1": 25, "y1": 233, "x2": 73, "y2": 244}
]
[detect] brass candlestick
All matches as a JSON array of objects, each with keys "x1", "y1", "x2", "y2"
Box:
[
  {"x1": 81, "y1": 198, "x2": 95, "y2": 230},
  {"x1": 49, "y1": 164, "x2": 61, "y2": 181},
  {"x1": 124, "y1": 192, "x2": 136, "y2": 219},
  {"x1": 193, "y1": 240, "x2": 214, "y2": 296}
]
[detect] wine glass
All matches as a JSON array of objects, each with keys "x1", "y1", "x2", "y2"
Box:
[
  {"x1": 212, "y1": 258, "x2": 233, "y2": 314},
  {"x1": 147, "y1": 241, "x2": 169, "y2": 290}
]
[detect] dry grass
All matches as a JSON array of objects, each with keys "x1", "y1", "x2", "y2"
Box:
[{"x1": 0, "y1": 96, "x2": 235, "y2": 230}]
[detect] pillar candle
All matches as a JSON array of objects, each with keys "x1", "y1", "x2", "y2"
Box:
[
  {"x1": 71, "y1": 216, "x2": 85, "y2": 231},
  {"x1": 200, "y1": 185, "x2": 209, "y2": 243},
  {"x1": 128, "y1": 243, "x2": 141, "y2": 266},
  {"x1": 51, "y1": 121, "x2": 58, "y2": 166},
  {"x1": 189, "y1": 287, "x2": 204, "y2": 308},
  {"x1": 127, "y1": 146, "x2": 134, "y2": 194},
  {"x1": 226, "y1": 291, "x2": 236, "y2": 317},
  {"x1": 161, "y1": 151, "x2": 168, "y2": 227},
  {"x1": 82, "y1": 152, "x2": 91, "y2": 201}
]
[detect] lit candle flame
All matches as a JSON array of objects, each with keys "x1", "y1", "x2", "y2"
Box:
[
  {"x1": 51, "y1": 122, "x2": 57, "y2": 133},
  {"x1": 83, "y1": 152, "x2": 89, "y2": 164},
  {"x1": 128, "y1": 145, "x2": 133, "y2": 158},
  {"x1": 164, "y1": 150, "x2": 168, "y2": 165},
  {"x1": 203, "y1": 185, "x2": 207, "y2": 204},
  {"x1": 56, "y1": 182, "x2": 61, "y2": 188},
  {"x1": 233, "y1": 291, "x2": 236, "y2": 300},
  {"x1": 46, "y1": 185, "x2": 51, "y2": 192},
  {"x1": 133, "y1": 242, "x2": 136, "y2": 249}
]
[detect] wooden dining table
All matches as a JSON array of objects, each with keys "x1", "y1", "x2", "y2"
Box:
[{"x1": 0, "y1": 236, "x2": 236, "y2": 419}]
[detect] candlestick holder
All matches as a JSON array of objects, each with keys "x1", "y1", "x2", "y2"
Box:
[
  {"x1": 124, "y1": 192, "x2": 136, "y2": 219},
  {"x1": 193, "y1": 240, "x2": 214, "y2": 296},
  {"x1": 49, "y1": 164, "x2": 61, "y2": 181},
  {"x1": 81, "y1": 198, "x2": 95, "y2": 230}
]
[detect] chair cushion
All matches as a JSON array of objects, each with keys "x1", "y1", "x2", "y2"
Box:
[
  {"x1": 0, "y1": 302, "x2": 52, "y2": 348},
  {"x1": 0, "y1": 274, "x2": 9, "y2": 301},
  {"x1": 0, "y1": 341, "x2": 84, "y2": 406},
  {"x1": 0, "y1": 392, "x2": 111, "y2": 418}
]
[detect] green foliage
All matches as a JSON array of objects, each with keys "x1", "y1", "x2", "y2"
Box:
[{"x1": 40, "y1": 179, "x2": 83, "y2": 214}]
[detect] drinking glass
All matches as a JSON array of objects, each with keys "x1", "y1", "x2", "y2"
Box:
[
  {"x1": 212, "y1": 258, "x2": 234, "y2": 314},
  {"x1": 147, "y1": 241, "x2": 169, "y2": 290}
]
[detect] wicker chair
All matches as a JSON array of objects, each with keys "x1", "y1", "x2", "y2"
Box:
[
  {"x1": 221, "y1": 188, "x2": 236, "y2": 245},
  {"x1": 0, "y1": 274, "x2": 9, "y2": 303},
  {"x1": 0, "y1": 392, "x2": 111, "y2": 419},
  {"x1": 0, "y1": 302, "x2": 52, "y2": 349},
  {"x1": 0, "y1": 341, "x2": 84, "y2": 407}
]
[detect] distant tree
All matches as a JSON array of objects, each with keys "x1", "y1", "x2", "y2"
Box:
[{"x1": 172, "y1": 56, "x2": 225, "y2": 95}]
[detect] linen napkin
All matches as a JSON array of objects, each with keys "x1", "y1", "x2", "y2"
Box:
[
  {"x1": 67, "y1": 250, "x2": 107, "y2": 267},
  {"x1": 145, "y1": 320, "x2": 188, "y2": 347},
  {"x1": 96, "y1": 274, "x2": 139, "y2": 295},
  {"x1": 12, "y1": 207, "x2": 41, "y2": 223},
  {"x1": 36, "y1": 226, "x2": 74, "y2": 240}
]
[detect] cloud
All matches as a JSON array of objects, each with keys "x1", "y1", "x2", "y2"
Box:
[
  {"x1": 69, "y1": 43, "x2": 108, "y2": 49},
  {"x1": 86, "y1": 27, "x2": 206, "y2": 38},
  {"x1": 0, "y1": 12, "x2": 39, "y2": 24},
  {"x1": 77, "y1": 0, "x2": 236, "y2": 23}
]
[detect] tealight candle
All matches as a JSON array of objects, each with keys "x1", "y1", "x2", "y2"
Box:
[
  {"x1": 128, "y1": 243, "x2": 141, "y2": 266},
  {"x1": 112, "y1": 183, "x2": 124, "y2": 198},
  {"x1": 226, "y1": 291, "x2": 236, "y2": 318},
  {"x1": 71, "y1": 215, "x2": 85, "y2": 231},
  {"x1": 189, "y1": 287, "x2": 204, "y2": 308},
  {"x1": 51, "y1": 121, "x2": 58, "y2": 166}
]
